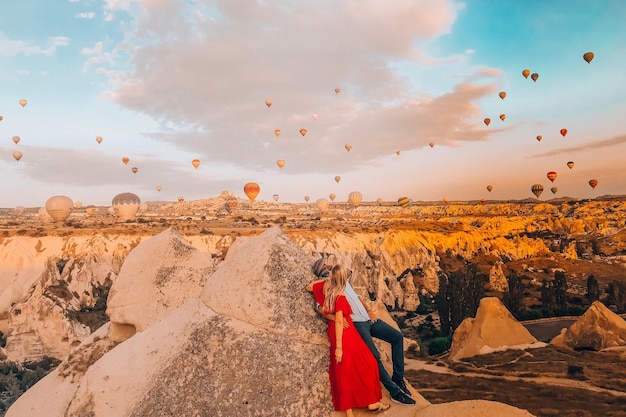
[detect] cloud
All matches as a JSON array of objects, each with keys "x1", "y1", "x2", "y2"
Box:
[
  {"x1": 531, "y1": 135, "x2": 626, "y2": 158},
  {"x1": 0, "y1": 34, "x2": 69, "y2": 57},
  {"x1": 75, "y1": 12, "x2": 96, "y2": 19}
]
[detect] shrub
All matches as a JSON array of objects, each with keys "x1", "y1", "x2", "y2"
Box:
[{"x1": 428, "y1": 336, "x2": 452, "y2": 356}]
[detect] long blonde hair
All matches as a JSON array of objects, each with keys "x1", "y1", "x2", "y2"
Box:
[{"x1": 322, "y1": 265, "x2": 348, "y2": 313}]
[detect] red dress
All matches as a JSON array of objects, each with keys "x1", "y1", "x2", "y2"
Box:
[{"x1": 313, "y1": 281, "x2": 382, "y2": 411}]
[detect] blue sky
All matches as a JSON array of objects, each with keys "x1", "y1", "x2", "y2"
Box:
[{"x1": 1, "y1": 0, "x2": 625, "y2": 208}]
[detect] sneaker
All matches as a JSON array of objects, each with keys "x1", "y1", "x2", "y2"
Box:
[
  {"x1": 393, "y1": 378, "x2": 412, "y2": 397},
  {"x1": 390, "y1": 390, "x2": 416, "y2": 405}
]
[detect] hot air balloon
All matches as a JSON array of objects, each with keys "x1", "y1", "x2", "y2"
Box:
[
  {"x1": 522, "y1": 69, "x2": 530, "y2": 79},
  {"x1": 75, "y1": 201, "x2": 83, "y2": 209},
  {"x1": 274, "y1": 129, "x2": 281, "y2": 137},
  {"x1": 316, "y1": 198, "x2": 329, "y2": 213},
  {"x1": 276, "y1": 159, "x2": 285, "y2": 169},
  {"x1": 583, "y1": 52, "x2": 594, "y2": 64},
  {"x1": 12, "y1": 151, "x2": 23, "y2": 161},
  {"x1": 273, "y1": 194, "x2": 279, "y2": 202},
  {"x1": 348, "y1": 191, "x2": 362, "y2": 208},
  {"x1": 376, "y1": 198, "x2": 383, "y2": 205},
  {"x1": 131, "y1": 167, "x2": 138, "y2": 174},
  {"x1": 265, "y1": 98, "x2": 272, "y2": 108},
  {"x1": 304, "y1": 195, "x2": 310, "y2": 202},
  {"x1": 443, "y1": 197, "x2": 449, "y2": 204},
  {"x1": 19, "y1": 99, "x2": 27, "y2": 108},
  {"x1": 329, "y1": 193, "x2": 336, "y2": 202},
  {"x1": 244, "y1": 182, "x2": 260, "y2": 201},
  {"x1": 96, "y1": 136, "x2": 103, "y2": 144},
  {"x1": 312, "y1": 113, "x2": 318, "y2": 120},
  {"x1": 192, "y1": 159, "x2": 200, "y2": 169},
  {"x1": 178, "y1": 196, "x2": 185, "y2": 202},
  {"x1": 334, "y1": 176, "x2": 341, "y2": 183},
  {"x1": 397, "y1": 197, "x2": 410, "y2": 208},
  {"x1": 487, "y1": 185, "x2": 493, "y2": 192},
  {"x1": 429, "y1": 142, "x2": 435, "y2": 148},
  {"x1": 531, "y1": 184, "x2": 544, "y2": 198},
  {"x1": 12, "y1": 136, "x2": 20, "y2": 144},
  {"x1": 499, "y1": 91, "x2": 506, "y2": 100},
  {"x1": 531, "y1": 73, "x2": 539, "y2": 82},
  {"x1": 345, "y1": 144, "x2": 352, "y2": 152},
  {"x1": 551, "y1": 187, "x2": 558, "y2": 195},
  {"x1": 484, "y1": 118, "x2": 491, "y2": 126},
  {"x1": 567, "y1": 161, "x2": 574, "y2": 169},
  {"x1": 122, "y1": 157, "x2": 129, "y2": 165},
  {"x1": 334, "y1": 88, "x2": 341, "y2": 95},
  {"x1": 560, "y1": 128, "x2": 568, "y2": 137},
  {"x1": 536, "y1": 135, "x2": 542, "y2": 142},
  {"x1": 225, "y1": 197, "x2": 238, "y2": 213},
  {"x1": 589, "y1": 179, "x2": 598, "y2": 189},
  {"x1": 0, "y1": 116, "x2": 3, "y2": 121},
  {"x1": 499, "y1": 114, "x2": 506, "y2": 121},
  {"x1": 396, "y1": 150, "x2": 401, "y2": 156},
  {"x1": 14, "y1": 206, "x2": 25, "y2": 218},
  {"x1": 299, "y1": 128, "x2": 307, "y2": 137},
  {"x1": 112, "y1": 192, "x2": 140, "y2": 221},
  {"x1": 547, "y1": 171, "x2": 557, "y2": 182},
  {"x1": 85, "y1": 205, "x2": 98, "y2": 216},
  {"x1": 156, "y1": 185, "x2": 162, "y2": 192},
  {"x1": 45, "y1": 195, "x2": 74, "y2": 222}
]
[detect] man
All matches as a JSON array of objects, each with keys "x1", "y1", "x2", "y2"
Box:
[{"x1": 312, "y1": 258, "x2": 416, "y2": 405}]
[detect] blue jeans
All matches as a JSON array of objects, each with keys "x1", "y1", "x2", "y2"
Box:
[{"x1": 353, "y1": 319, "x2": 404, "y2": 396}]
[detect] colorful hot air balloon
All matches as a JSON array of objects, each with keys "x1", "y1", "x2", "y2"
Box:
[
  {"x1": 499, "y1": 114, "x2": 506, "y2": 121},
  {"x1": 396, "y1": 150, "x2": 401, "y2": 156},
  {"x1": 547, "y1": 171, "x2": 557, "y2": 182},
  {"x1": 522, "y1": 69, "x2": 530, "y2": 79},
  {"x1": 316, "y1": 198, "x2": 329, "y2": 213},
  {"x1": 178, "y1": 196, "x2": 185, "y2": 202},
  {"x1": 0, "y1": 116, "x2": 3, "y2": 122},
  {"x1": 265, "y1": 98, "x2": 272, "y2": 108},
  {"x1": 334, "y1": 88, "x2": 341, "y2": 95},
  {"x1": 329, "y1": 193, "x2": 336, "y2": 202},
  {"x1": 397, "y1": 196, "x2": 410, "y2": 208},
  {"x1": 12, "y1": 136, "x2": 20, "y2": 144},
  {"x1": 536, "y1": 135, "x2": 542, "y2": 142},
  {"x1": 192, "y1": 159, "x2": 200, "y2": 169},
  {"x1": 244, "y1": 182, "x2": 260, "y2": 201},
  {"x1": 567, "y1": 161, "x2": 574, "y2": 169},
  {"x1": 487, "y1": 185, "x2": 493, "y2": 192},
  {"x1": 304, "y1": 195, "x2": 310, "y2": 202},
  {"x1": 376, "y1": 198, "x2": 383, "y2": 205},
  {"x1": 589, "y1": 179, "x2": 598, "y2": 189},
  {"x1": 334, "y1": 176, "x2": 341, "y2": 183},
  {"x1": 560, "y1": 128, "x2": 568, "y2": 137},
  {"x1": 348, "y1": 191, "x2": 362, "y2": 208},
  {"x1": 531, "y1": 73, "x2": 539, "y2": 82},
  {"x1": 156, "y1": 185, "x2": 162, "y2": 192},
  {"x1": 299, "y1": 128, "x2": 307, "y2": 136},
  {"x1": 131, "y1": 167, "x2": 138, "y2": 174},
  {"x1": 531, "y1": 184, "x2": 544, "y2": 198},
  {"x1": 484, "y1": 118, "x2": 491, "y2": 126},
  {"x1": 96, "y1": 136, "x2": 103, "y2": 144},
  {"x1": 274, "y1": 129, "x2": 281, "y2": 137},
  {"x1": 112, "y1": 192, "x2": 141, "y2": 221},
  {"x1": 19, "y1": 99, "x2": 27, "y2": 108},
  {"x1": 442, "y1": 197, "x2": 449, "y2": 204},
  {"x1": 45, "y1": 195, "x2": 74, "y2": 222},
  {"x1": 225, "y1": 197, "x2": 238, "y2": 213},
  {"x1": 312, "y1": 113, "x2": 318, "y2": 120},
  {"x1": 551, "y1": 187, "x2": 558, "y2": 195},
  {"x1": 74, "y1": 201, "x2": 83, "y2": 209},
  {"x1": 499, "y1": 91, "x2": 506, "y2": 100},
  {"x1": 583, "y1": 52, "x2": 594, "y2": 64},
  {"x1": 85, "y1": 205, "x2": 98, "y2": 216},
  {"x1": 122, "y1": 157, "x2": 129, "y2": 165},
  {"x1": 345, "y1": 144, "x2": 352, "y2": 152},
  {"x1": 429, "y1": 142, "x2": 435, "y2": 148},
  {"x1": 12, "y1": 151, "x2": 23, "y2": 161},
  {"x1": 276, "y1": 159, "x2": 285, "y2": 169},
  {"x1": 273, "y1": 194, "x2": 279, "y2": 202}
]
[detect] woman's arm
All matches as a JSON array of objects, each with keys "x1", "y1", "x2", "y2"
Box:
[
  {"x1": 334, "y1": 310, "x2": 344, "y2": 363},
  {"x1": 305, "y1": 279, "x2": 325, "y2": 292}
]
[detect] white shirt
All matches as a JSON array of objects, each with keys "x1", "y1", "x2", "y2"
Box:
[{"x1": 344, "y1": 282, "x2": 370, "y2": 323}]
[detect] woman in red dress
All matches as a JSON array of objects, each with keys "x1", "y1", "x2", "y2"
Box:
[{"x1": 306, "y1": 264, "x2": 390, "y2": 416}]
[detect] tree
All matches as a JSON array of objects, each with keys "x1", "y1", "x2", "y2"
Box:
[
  {"x1": 586, "y1": 275, "x2": 600, "y2": 303},
  {"x1": 503, "y1": 272, "x2": 526, "y2": 319},
  {"x1": 606, "y1": 280, "x2": 626, "y2": 313},
  {"x1": 541, "y1": 279, "x2": 555, "y2": 312},
  {"x1": 554, "y1": 271, "x2": 568, "y2": 313}
]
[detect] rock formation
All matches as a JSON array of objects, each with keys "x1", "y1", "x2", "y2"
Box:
[
  {"x1": 550, "y1": 300, "x2": 626, "y2": 350},
  {"x1": 6, "y1": 228, "x2": 536, "y2": 417},
  {"x1": 449, "y1": 297, "x2": 543, "y2": 361}
]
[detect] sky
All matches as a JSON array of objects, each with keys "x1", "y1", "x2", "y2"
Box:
[{"x1": 1, "y1": 0, "x2": 626, "y2": 208}]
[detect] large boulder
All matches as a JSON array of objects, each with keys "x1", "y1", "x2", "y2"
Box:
[
  {"x1": 550, "y1": 301, "x2": 626, "y2": 350},
  {"x1": 449, "y1": 297, "x2": 542, "y2": 361}
]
